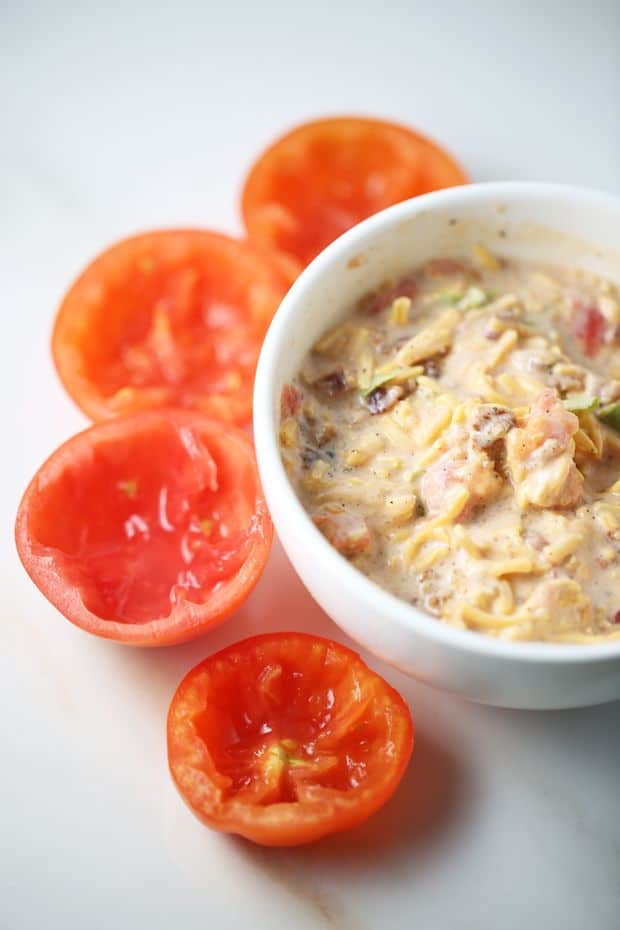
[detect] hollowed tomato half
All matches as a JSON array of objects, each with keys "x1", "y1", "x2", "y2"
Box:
[
  {"x1": 242, "y1": 116, "x2": 468, "y2": 271},
  {"x1": 167, "y1": 633, "x2": 414, "y2": 846},
  {"x1": 15, "y1": 411, "x2": 272, "y2": 645},
  {"x1": 52, "y1": 230, "x2": 291, "y2": 425}
]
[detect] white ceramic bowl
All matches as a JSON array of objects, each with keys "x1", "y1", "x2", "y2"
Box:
[{"x1": 254, "y1": 182, "x2": 620, "y2": 709}]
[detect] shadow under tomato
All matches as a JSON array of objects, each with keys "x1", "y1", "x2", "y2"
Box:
[
  {"x1": 91, "y1": 539, "x2": 470, "y2": 868},
  {"x1": 323, "y1": 726, "x2": 467, "y2": 860},
  {"x1": 96, "y1": 537, "x2": 470, "y2": 862},
  {"x1": 237, "y1": 722, "x2": 469, "y2": 868},
  {"x1": 225, "y1": 725, "x2": 470, "y2": 930}
]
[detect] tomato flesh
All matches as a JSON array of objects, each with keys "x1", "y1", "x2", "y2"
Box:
[
  {"x1": 15, "y1": 411, "x2": 272, "y2": 644},
  {"x1": 167, "y1": 633, "x2": 414, "y2": 845},
  {"x1": 574, "y1": 303, "x2": 606, "y2": 357},
  {"x1": 29, "y1": 427, "x2": 244, "y2": 625},
  {"x1": 52, "y1": 231, "x2": 290, "y2": 425},
  {"x1": 242, "y1": 117, "x2": 468, "y2": 269}
]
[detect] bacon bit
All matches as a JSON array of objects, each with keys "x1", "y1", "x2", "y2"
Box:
[
  {"x1": 364, "y1": 275, "x2": 418, "y2": 315},
  {"x1": 280, "y1": 383, "x2": 302, "y2": 418},
  {"x1": 573, "y1": 303, "x2": 606, "y2": 357},
  {"x1": 315, "y1": 369, "x2": 348, "y2": 396},
  {"x1": 301, "y1": 446, "x2": 323, "y2": 469},
  {"x1": 363, "y1": 384, "x2": 404, "y2": 414},
  {"x1": 423, "y1": 356, "x2": 443, "y2": 378}
]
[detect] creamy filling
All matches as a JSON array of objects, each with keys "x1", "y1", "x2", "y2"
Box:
[{"x1": 280, "y1": 250, "x2": 620, "y2": 643}]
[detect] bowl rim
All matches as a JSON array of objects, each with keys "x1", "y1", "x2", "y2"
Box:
[{"x1": 254, "y1": 180, "x2": 620, "y2": 665}]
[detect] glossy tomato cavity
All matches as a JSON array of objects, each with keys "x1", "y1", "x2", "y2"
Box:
[
  {"x1": 15, "y1": 411, "x2": 272, "y2": 644},
  {"x1": 242, "y1": 116, "x2": 468, "y2": 269},
  {"x1": 52, "y1": 231, "x2": 290, "y2": 425},
  {"x1": 167, "y1": 633, "x2": 414, "y2": 846}
]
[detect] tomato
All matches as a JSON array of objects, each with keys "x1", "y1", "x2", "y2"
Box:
[
  {"x1": 241, "y1": 116, "x2": 468, "y2": 270},
  {"x1": 573, "y1": 303, "x2": 606, "y2": 357},
  {"x1": 52, "y1": 230, "x2": 290, "y2": 425},
  {"x1": 167, "y1": 633, "x2": 414, "y2": 846},
  {"x1": 15, "y1": 411, "x2": 272, "y2": 645}
]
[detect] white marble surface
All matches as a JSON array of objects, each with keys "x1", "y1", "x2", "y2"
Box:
[{"x1": 2, "y1": 2, "x2": 620, "y2": 928}]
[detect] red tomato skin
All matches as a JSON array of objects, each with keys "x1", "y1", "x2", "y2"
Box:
[
  {"x1": 15, "y1": 411, "x2": 273, "y2": 646},
  {"x1": 167, "y1": 632, "x2": 414, "y2": 846}
]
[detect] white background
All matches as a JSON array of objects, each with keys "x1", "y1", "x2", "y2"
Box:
[{"x1": 2, "y1": 2, "x2": 620, "y2": 928}]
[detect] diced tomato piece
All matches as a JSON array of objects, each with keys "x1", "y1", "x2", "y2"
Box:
[
  {"x1": 52, "y1": 231, "x2": 290, "y2": 425},
  {"x1": 15, "y1": 411, "x2": 272, "y2": 645},
  {"x1": 573, "y1": 303, "x2": 606, "y2": 357},
  {"x1": 167, "y1": 633, "x2": 414, "y2": 845},
  {"x1": 242, "y1": 117, "x2": 468, "y2": 270}
]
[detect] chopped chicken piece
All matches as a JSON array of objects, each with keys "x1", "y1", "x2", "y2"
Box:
[
  {"x1": 471, "y1": 405, "x2": 516, "y2": 449},
  {"x1": 364, "y1": 275, "x2": 418, "y2": 315},
  {"x1": 506, "y1": 390, "x2": 583, "y2": 509},
  {"x1": 524, "y1": 579, "x2": 593, "y2": 636},
  {"x1": 420, "y1": 445, "x2": 503, "y2": 520}
]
